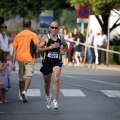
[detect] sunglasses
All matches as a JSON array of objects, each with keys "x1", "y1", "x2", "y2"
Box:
[
  {"x1": 50, "y1": 26, "x2": 58, "y2": 29},
  {"x1": 0, "y1": 26, "x2": 7, "y2": 29}
]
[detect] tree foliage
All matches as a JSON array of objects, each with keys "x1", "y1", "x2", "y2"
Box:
[
  {"x1": 67, "y1": 0, "x2": 120, "y2": 15},
  {"x1": 42, "y1": 0, "x2": 71, "y2": 10},
  {"x1": 58, "y1": 10, "x2": 77, "y2": 31},
  {"x1": 0, "y1": 0, "x2": 43, "y2": 19},
  {"x1": 0, "y1": 0, "x2": 72, "y2": 20},
  {"x1": 67, "y1": 0, "x2": 120, "y2": 35}
]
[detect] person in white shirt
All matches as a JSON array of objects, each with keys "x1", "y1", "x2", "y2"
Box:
[
  {"x1": 0, "y1": 23, "x2": 11, "y2": 89},
  {"x1": 87, "y1": 29, "x2": 94, "y2": 64},
  {"x1": 0, "y1": 23, "x2": 9, "y2": 51},
  {"x1": 97, "y1": 30, "x2": 107, "y2": 64},
  {"x1": 93, "y1": 33, "x2": 100, "y2": 64}
]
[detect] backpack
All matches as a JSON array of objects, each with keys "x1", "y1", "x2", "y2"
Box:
[{"x1": 30, "y1": 40, "x2": 36, "y2": 58}]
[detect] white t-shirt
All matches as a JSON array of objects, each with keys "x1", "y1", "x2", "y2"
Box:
[
  {"x1": 87, "y1": 33, "x2": 94, "y2": 45},
  {"x1": 93, "y1": 35, "x2": 100, "y2": 46},
  {"x1": 0, "y1": 33, "x2": 9, "y2": 51},
  {"x1": 97, "y1": 34, "x2": 107, "y2": 46}
]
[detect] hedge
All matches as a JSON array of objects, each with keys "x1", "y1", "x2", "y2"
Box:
[{"x1": 108, "y1": 46, "x2": 120, "y2": 64}]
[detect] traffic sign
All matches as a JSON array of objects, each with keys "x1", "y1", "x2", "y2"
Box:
[{"x1": 77, "y1": 6, "x2": 90, "y2": 18}]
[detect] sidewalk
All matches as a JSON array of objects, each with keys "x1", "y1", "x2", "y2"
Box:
[
  {"x1": 35, "y1": 58, "x2": 120, "y2": 72},
  {"x1": 80, "y1": 63, "x2": 120, "y2": 71},
  {"x1": 12, "y1": 58, "x2": 120, "y2": 72}
]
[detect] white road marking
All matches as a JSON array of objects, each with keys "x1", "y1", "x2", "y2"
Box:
[
  {"x1": 26, "y1": 89, "x2": 41, "y2": 97},
  {"x1": 60, "y1": 89, "x2": 86, "y2": 97},
  {"x1": 61, "y1": 75, "x2": 120, "y2": 87},
  {"x1": 101, "y1": 90, "x2": 120, "y2": 97}
]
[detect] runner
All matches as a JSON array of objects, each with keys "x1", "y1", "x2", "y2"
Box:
[{"x1": 37, "y1": 21, "x2": 68, "y2": 109}]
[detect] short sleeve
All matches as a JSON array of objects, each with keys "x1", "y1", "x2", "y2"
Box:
[{"x1": 32, "y1": 33, "x2": 40, "y2": 45}]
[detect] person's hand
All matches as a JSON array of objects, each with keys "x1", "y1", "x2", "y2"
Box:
[
  {"x1": 60, "y1": 49, "x2": 66, "y2": 55},
  {"x1": 50, "y1": 42, "x2": 60, "y2": 49},
  {"x1": 11, "y1": 64, "x2": 16, "y2": 71},
  {"x1": 76, "y1": 38, "x2": 80, "y2": 45},
  {"x1": 76, "y1": 41, "x2": 79, "y2": 45}
]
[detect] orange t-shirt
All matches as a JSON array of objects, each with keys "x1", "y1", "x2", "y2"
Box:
[{"x1": 12, "y1": 29, "x2": 40, "y2": 62}]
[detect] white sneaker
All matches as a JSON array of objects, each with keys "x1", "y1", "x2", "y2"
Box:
[
  {"x1": 95, "y1": 59, "x2": 99, "y2": 64},
  {"x1": 52, "y1": 100, "x2": 58, "y2": 109},
  {"x1": 46, "y1": 93, "x2": 52, "y2": 110},
  {"x1": 95, "y1": 61, "x2": 99, "y2": 64},
  {"x1": 21, "y1": 91, "x2": 28, "y2": 102},
  {"x1": 19, "y1": 96, "x2": 23, "y2": 101}
]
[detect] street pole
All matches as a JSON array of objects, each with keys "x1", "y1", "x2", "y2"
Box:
[
  {"x1": 106, "y1": 16, "x2": 110, "y2": 66},
  {"x1": 83, "y1": 17, "x2": 90, "y2": 64}
]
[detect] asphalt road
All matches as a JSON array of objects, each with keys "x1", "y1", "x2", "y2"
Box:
[{"x1": 0, "y1": 65, "x2": 120, "y2": 120}]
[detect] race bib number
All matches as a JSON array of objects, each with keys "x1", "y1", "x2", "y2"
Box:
[{"x1": 47, "y1": 52, "x2": 58, "y2": 59}]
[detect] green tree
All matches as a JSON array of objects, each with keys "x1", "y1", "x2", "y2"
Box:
[
  {"x1": 41, "y1": 0, "x2": 75, "y2": 30},
  {"x1": 42, "y1": 0, "x2": 72, "y2": 20},
  {"x1": 67, "y1": 0, "x2": 120, "y2": 35},
  {"x1": 58, "y1": 9, "x2": 77, "y2": 31},
  {"x1": 42, "y1": 0, "x2": 71, "y2": 10},
  {"x1": 0, "y1": 0, "x2": 43, "y2": 20}
]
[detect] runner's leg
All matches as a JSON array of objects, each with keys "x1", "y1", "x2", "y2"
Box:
[
  {"x1": 53, "y1": 66, "x2": 61, "y2": 100},
  {"x1": 43, "y1": 73, "x2": 52, "y2": 96}
]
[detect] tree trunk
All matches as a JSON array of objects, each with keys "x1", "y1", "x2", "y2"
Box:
[
  {"x1": 101, "y1": 14, "x2": 109, "y2": 35},
  {"x1": 95, "y1": 15, "x2": 109, "y2": 35}
]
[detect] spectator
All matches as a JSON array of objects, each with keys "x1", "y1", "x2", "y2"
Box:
[
  {"x1": 0, "y1": 23, "x2": 12, "y2": 90},
  {"x1": 59, "y1": 28, "x2": 64, "y2": 36},
  {"x1": 72, "y1": 27, "x2": 83, "y2": 66},
  {"x1": 67, "y1": 32, "x2": 74, "y2": 66},
  {"x1": 97, "y1": 30, "x2": 107, "y2": 64},
  {"x1": 86, "y1": 29, "x2": 94, "y2": 64},
  {"x1": 72, "y1": 27, "x2": 80, "y2": 64},
  {"x1": 74, "y1": 37, "x2": 83, "y2": 66},
  {"x1": 63, "y1": 29, "x2": 69, "y2": 65},
  {"x1": 0, "y1": 23, "x2": 9, "y2": 51},
  {"x1": 0, "y1": 50, "x2": 15, "y2": 103},
  {"x1": 93, "y1": 33, "x2": 100, "y2": 64},
  {"x1": 63, "y1": 29, "x2": 69, "y2": 39}
]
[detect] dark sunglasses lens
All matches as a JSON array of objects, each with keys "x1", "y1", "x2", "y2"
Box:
[{"x1": 51, "y1": 26, "x2": 58, "y2": 29}]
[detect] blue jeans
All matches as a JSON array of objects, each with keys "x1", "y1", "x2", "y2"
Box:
[
  {"x1": 87, "y1": 48, "x2": 93, "y2": 63},
  {"x1": 7, "y1": 77, "x2": 11, "y2": 88}
]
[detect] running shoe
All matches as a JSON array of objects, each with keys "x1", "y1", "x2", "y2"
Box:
[
  {"x1": 19, "y1": 96, "x2": 23, "y2": 101},
  {"x1": 21, "y1": 91, "x2": 28, "y2": 102},
  {"x1": 52, "y1": 100, "x2": 58, "y2": 109},
  {"x1": 46, "y1": 93, "x2": 52, "y2": 110}
]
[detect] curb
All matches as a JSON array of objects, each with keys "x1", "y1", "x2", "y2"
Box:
[{"x1": 79, "y1": 64, "x2": 120, "y2": 71}]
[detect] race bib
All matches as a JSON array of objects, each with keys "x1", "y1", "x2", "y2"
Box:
[{"x1": 47, "y1": 52, "x2": 58, "y2": 59}]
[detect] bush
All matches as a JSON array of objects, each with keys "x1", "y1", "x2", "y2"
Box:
[
  {"x1": 110, "y1": 34, "x2": 120, "y2": 46},
  {"x1": 109, "y1": 46, "x2": 120, "y2": 64}
]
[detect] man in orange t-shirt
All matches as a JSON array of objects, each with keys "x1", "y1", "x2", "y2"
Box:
[{"x1": 12, "y1": 19, "x2": 40, "y2": 102}]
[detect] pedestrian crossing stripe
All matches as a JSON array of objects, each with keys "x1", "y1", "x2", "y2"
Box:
[
  {"x1": 60, "y1": 89, "x2": 86, "y2": 97},
  {"x1": 26, "y1": 89, "x2": 41, "y2": 96},
  {"x1": 24, "y1": 89, "x2": 120, "y2": 98},
  {"x1": 101, "y1": 90, "x2": 120, "y2": 97}
]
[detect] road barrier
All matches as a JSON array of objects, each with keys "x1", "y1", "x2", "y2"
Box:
[{"x1": 67, "y1": 39, "x2": 120, "y2": 55}]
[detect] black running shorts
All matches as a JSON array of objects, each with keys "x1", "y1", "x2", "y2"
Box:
[{"x1": 40, "y1": 62, "x2": 62, "y2": 75}]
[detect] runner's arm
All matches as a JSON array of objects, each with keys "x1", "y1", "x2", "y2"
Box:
[
  {"x1": 36, "y1": 35, "x2": 48, "y2": 53},
  {"x1": 60, "y1": 36, "x2": 68, "y2": 55},
  {"x1": 61, "y1": 36, "x2": 68, "y2": 51}
]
